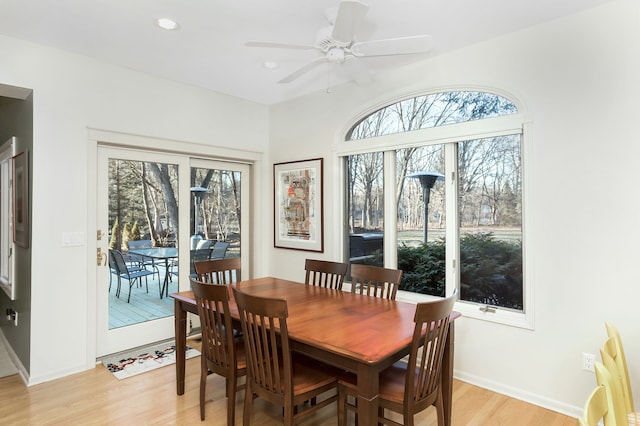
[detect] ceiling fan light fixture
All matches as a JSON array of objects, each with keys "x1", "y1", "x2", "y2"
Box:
[{"x1": 155, "y1": 18, "x2": 180, "y2": 31}]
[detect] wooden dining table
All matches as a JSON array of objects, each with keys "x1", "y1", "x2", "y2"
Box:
[{"x1": 170, "y1": 277, "x2": 460, "y2": 425}]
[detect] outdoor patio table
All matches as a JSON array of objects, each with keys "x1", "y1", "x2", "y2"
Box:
[{"x1": 129, "y1": 247, "x2": 178, "y2": 298}]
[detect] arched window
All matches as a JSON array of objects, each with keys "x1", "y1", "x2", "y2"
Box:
[{"x1": 340, "y1": 90, "x2": 530, "y2": 328}]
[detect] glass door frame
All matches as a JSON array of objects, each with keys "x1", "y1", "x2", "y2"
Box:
[
  {"x1": 96, "y1": 146, "x2": 190, "y2": 357},
  {"x1": 87, "y1": 129, "x2": 260, "y2": 365}
]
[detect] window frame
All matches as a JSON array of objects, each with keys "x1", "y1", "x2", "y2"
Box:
[{"x1": 337, "y1": 96, "x2": 533, "y2": 329}]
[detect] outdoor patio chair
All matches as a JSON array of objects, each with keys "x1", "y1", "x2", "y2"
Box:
[
  {"x1": 109, "y1": 249, "x2": 155, "y2": 303},
  {"x1": 210, "y1": 241, "x2": 230, "y2": 259},
  {"x1": 195, "y1": 239, "x2": 213, "y2": 250},
  {"x1": 126, "y1": 239, "x2": 160, "y2": 281}
]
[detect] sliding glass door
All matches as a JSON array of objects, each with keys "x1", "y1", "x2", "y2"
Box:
[{"x1": 96, "y1": 147, "x2": 250, "y2": 357}]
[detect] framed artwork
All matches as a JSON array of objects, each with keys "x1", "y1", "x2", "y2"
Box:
[
  {"x1": 13, "y1": 151, "x2": 28, "y2": 248},
  {"x1": 274, "y1": 158, "x2": 324, "y2": 252}
]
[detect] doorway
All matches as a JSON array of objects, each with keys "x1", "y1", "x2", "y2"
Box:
[{"x1": 96, "y1": 145, "x2": 250, "y2": 357}]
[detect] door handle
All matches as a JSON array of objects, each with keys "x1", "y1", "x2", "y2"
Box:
[{"x1": 97, "y1": 248, "x2": 107, "y2": 266}]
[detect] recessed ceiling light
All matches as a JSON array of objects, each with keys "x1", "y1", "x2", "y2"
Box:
[
  {"x1": 263, "y1": 61, "x2": 279, "y2": 69},
  {"x1": 155, "y1": 18, "x2": 180, "y2": 31}
]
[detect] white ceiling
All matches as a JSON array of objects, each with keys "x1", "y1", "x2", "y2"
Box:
[{"x1": 0, "y1": 0, "x2": 614, "y2": 105}]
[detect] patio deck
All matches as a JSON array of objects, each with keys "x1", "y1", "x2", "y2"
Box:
[
  {"x1": 108, "y1": 250, "x2": 241, "y2": 329},
  {"x1": 108, "y1": 269, "x2": 177, "y2": 329}
]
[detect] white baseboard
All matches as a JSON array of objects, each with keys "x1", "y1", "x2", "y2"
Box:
[
  {"x1": 454, "y1": 370, "x2": 581, "y2": 419},
  {"x1": 0, "y1": 329, "x2": 28, "y2": 385}
]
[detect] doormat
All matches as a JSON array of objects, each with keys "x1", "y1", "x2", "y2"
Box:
[{"x1": 101, "y1": 341, "x2": 200, "y2": 380}]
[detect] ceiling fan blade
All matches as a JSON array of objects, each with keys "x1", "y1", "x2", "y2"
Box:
[
  {"x1": 278, "y1": 57, "x2": 328, "y2": 84},
  {"x1": 330, "y1": 0, "x2": 369, "y2": 45},
  {"x1": 245, "y1": 40, "x2": 316, "y2": 50},
  {"x1": 351, "y1": 35, "x2": 433, "y2": 57}
]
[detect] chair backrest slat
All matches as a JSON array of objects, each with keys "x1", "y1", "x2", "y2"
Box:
[
  {"x1": 579, "y1": 384, "x2": 608, "y2": 426},
  {"x1": 110, "y1": 249, "x2": 129, "y2": 274},
  {"x1": 349, "y1": 264, "x2": 403, "y2": 300},
  {"x1": 604, "y1": 321, "x2": 634, "y2": 413},
  {"x1": 233, "y1": 288, "x2": 291, "y2": 400},
  {"x1": 595, "y1": 360, "x2": 628, "y2": 426},
  {"x1": 405, "y1": 292, "x2": 456, "y2": 412},
  {"x1": 194, "y1": 258, "x2": 241, "y2": 284},
  {"x1": 191, "y1": 278, "x2": 237, "y2": 372},
  {"x1": 304, "y1": 259, "x2": 348, "y2": 290}
]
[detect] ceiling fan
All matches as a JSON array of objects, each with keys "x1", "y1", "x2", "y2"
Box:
[{"x1": 245, "y1": 0, "x2": 433, "y2": 84}]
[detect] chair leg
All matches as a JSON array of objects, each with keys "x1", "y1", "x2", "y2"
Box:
[
  {"x1": 127, "y1": 280, "x2": 134, "y2": 303},
  {"x1": 199, "y1": 362, "x2": 207, "y2": 421},
  {"x1": 243, "y1": 386, "x2": 253, "y2": 426},
  {"x1": 337, "y1": 384, "x2": 346, "y2": 426},
  {"x1": 227, "y1": 375, "x2": 237, "y2": 426},
  {"x1": 435, "y1": 387, "x2": 445, "y2": 426},
  {"x1": 116, "y1": 276, "x2": 122, "y2": 298},
  {"x1": 283, "y1": 400, "x2": 294, "y2": 426}
]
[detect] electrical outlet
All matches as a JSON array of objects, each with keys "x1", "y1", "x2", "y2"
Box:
[{"x1": 582, "y1": 352, "x2": 596, "y2": 372}]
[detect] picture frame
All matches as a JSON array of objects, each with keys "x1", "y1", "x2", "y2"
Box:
[
  {"x1": 274, "y1": 158, "x2": 324, "y2": 252},
  {"x1": 13, "y1": 151, "x2": 28, "y2": 248}
]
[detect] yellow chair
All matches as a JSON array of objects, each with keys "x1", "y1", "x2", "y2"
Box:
[
  {"x1": 605, "y1": 322, "x2": 635, "y2": 413},
  {"x1": 594, "y1": 361, "x2": 627, "y2": 425},
  {"x1": 578, "y1": 384, "x2": 608, "y2": 426},
  {"x1": 601, "y1": 334, "x2": 640, "y2": 425}
]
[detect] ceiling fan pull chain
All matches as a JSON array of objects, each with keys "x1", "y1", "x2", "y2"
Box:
[{"x1": 326, "y1": 61, "x2": 331, "y2": 93}]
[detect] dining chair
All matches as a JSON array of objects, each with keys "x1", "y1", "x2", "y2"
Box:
[
  {"x1": 594, "y1": 361, "x2": 629, "y2": 425},
  {"x1": 337, "y1": 291, "x2": 457, "y2": 426},
  {"x1": 604, "y1": 322, "x2": 635, "y2": 414},
  {"x1": 232, "y1": 287, "x2": 341, "y2": 426},
  {"x1": 304, "y1": 258, "x2": 348, "y2": 290},
  {"x1": 578, "y1": 384, "x2": 609, "y2": 426},
  {"x1": 193, "y1": 257, "x2": 241, "y2": 284},
  {"x1": 601, "y1": 335, "x2": 640, "y2": 425},
  {"x1": 349, "y1": 263, "x2": 403, "y2": 300},
  {"x1": 210, "y1": 241, "x2": 231, "y2": 259},
  {"x1": 109, "y1": 249, "x2": 155, "y2": 303},
  {"x1": 190, "y1": 278, "x2": 246, "y2": 424}
]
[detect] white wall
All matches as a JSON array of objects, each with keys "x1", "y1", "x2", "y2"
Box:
[
  {"x1": 268, "y1": 0, "x2": 640, "y2": 417},
  {"x1": 0, "y1": 0, "x2": 637, "y2": 417},
  {"x1": 0, "y1": 35, "x2": 269, "y2": 384}
]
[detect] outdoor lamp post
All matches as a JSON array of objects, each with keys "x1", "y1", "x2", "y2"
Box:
[
  {"x1": 190, "y1": 186, "x2": 208, "y2": 249},
  {"x1": 407, "y1": 172, "x2": 445, "y2": 244}
]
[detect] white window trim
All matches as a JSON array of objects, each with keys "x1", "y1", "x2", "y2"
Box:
[{"x1": 337, "y1": 109, "x2": 534, "y2": 330}]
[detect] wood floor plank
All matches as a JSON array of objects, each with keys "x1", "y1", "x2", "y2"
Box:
[{"x1": 0, "y1": 338, "x2": 576, "y2": 425}]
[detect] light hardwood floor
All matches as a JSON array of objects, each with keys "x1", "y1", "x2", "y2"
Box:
[{"x1": 0, "y1": 338, "x2": 576, "y2": 425}]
